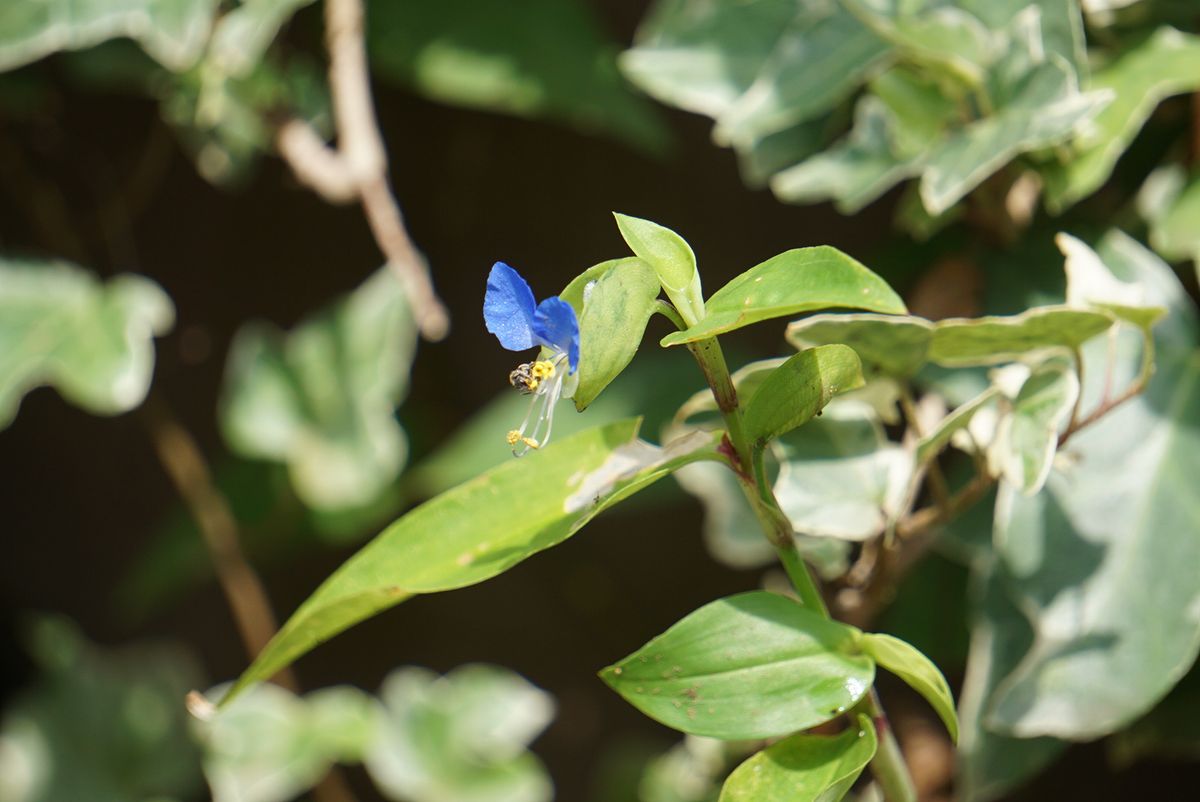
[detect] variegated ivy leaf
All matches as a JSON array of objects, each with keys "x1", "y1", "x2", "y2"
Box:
[
  {"x1": 0, "y1": 258, "x2": 174, "y2": 430},
  {"x1": 219, "y1": 268, "x2": 417, "y2": 510}
]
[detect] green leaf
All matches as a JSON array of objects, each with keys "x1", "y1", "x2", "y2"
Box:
[
  {"x1": 921, "y1": 55, "x2": 1110, "y2": 214},
  {"x1": 718, "y1": 716, "x2": 877, "y2": 802},
  {"x1": 207, "y1": 0, "x2": 314, "y2": 78},
  {"x1": 992, "y1": 361, "x2": 1078, "y2": 495},
  {"x1": 1108, "y1": 663, "x2": 1200, "y2": 768},
  {"x1": 0, "y1": 259, "x2": 174, "y2": 430},
  {"x1": 915, "y1": 386, "x2": 1001, "y2": 465},
  {"x1": 223, "y1": 420, "x2": 722, "y2": 704},
  {"x1": 1149, "y1": 174, "x2": 1200, "y2": 265},
  {"x1": 613, "y1": 213, "x2": 702, "y2": 325},
  {"x1": 928, "y1": 307, "x2": 1113, "y2": 367},
  {"x1": 571, "y1": 258, "x2": 661, "y2": 411},
  {"x1": 0, "y1": 0, "x2": 219, "y2": 72},
  {"x1": 600, "y1": 591, "x2": 874, "y2": 740},
  {"x1": 1058, "y1": 232, "x2": 1167, "y2": 331},
  {"x1": 861, "y1": 633, "x2": 958, "y2": 742},
  {"x1": 744, "y1": 346, "x2": 865, "y2": 445},
  {"x1": 661, "y1": 247, "x2": 906, "y2": 347},
  {"x1": 1043, "y1": 27, "x2": 1200, "y2": 211},
  {"x1": 364, "y1": 665, "x2": 554, "y2": 802},
  {"x1": 368, "y1": 0, "x2": 667, "y2": 153},
  {"x1": 773, "y1": 400, "x2": 913, "y2": 542},
  {"x1": 219, "y1": 268, "x2": 417, "y2": 510},
  {"x1": 987, "y1": 232, "x2": 1200, "y2": 740},
  {"x1": 787, "y1": 313, "x2": 934, "y2": 377},
  {"x1": 845, "y1": 1, "x2": 992, "y2": 86}
]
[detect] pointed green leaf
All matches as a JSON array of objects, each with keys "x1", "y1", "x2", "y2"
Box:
[
  {"x1": 787, "y1": 313, "x2": 934, "y2": 377},
  {"x1": 600, "y1": 591, "x2": 874, "y2": 740},
  {"x1": 993, "y1": 361, "x2": 1079, "y2": 495},
  {"x1": 744, "y1": 346, "x2": 865, "y2": 445},
  {"x1": 219, "y1": 268, "x2": 417, "y2": 510},
  {"x1": 569, "y1": 259, "x2": 661, "y2": 410},
  {"x1": 1058, "y1": 233, "x2": 1167, "y2": 331},
  {"x1": 929, "y1": 307, "x2": 1113, "y2": 367},
  {"x1": 1043, "y1": 27, "x2": 1200, "y2": 211},
  {"x1": 0, "y1": 259, "x2": 174, "y2": 430},
  {"x1": 613, "y1": 213, "x2": 703, "y2": 324},
  {"x1": 718, "y1": 716, "x2": 877, "y2": 802},
  {"x1": 862, "y1": 633, "x2": 958, "y2": 742},
  {"x1": 0, "y1": 0, "x2": 219, "y2": 72},
  {"x1": 661, "y1": 247, "x2": 906, "y2": 347},
  {"x1": 223, "y1": 421, "x2": 722, "y2": 704}
]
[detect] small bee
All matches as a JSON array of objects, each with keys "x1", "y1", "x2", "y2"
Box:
[{"x1": 509, "y1": 361, "x2": 539, "y2": 394}]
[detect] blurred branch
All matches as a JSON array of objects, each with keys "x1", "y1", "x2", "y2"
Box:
[
  {"x1": 141, "y1": 394, "x2": 298, "y2": 692},
  {"x1": 276, "y1": 0, "x2": 449, "y2": 340}
]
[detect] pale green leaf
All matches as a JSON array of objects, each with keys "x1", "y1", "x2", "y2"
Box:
[
  {"x1": 207, "y1": 0, "x2": 314, "y2": 77},
  {"x1": 219, "y1": 268, "x2": 416, "y2": 510},
  {"x1": 364, "y1": 665, "x2": 554, "y2": 802},
  {"x1": 929, "y1": 306, "x2": 1113, "y2": 367},
  {"x1": 862, "y1": 633, "x2": 958, "y2": 742},
  {"x1": 223, "y1": 421, "x2": 722, "y2": 703},
  {"x1": 915, "y1": 385, "x2": 1000, "y2": 465},
  {"x1": 1043, "y1": 27, "x2": 1200, "y2": 211},
  {"x1": 787, "y1": 313, "x2": 934, "y2": 377},
  {"x1": 368, "y1": 0, "x2": 666, "y2": 153},
  {"x1": 1108, "y1": 665, "x2": 1200, "y2": 768},
  {"x1": 718, "y1": 716, "x2": 877, "y2": 802},
  {"x1": 0, "y1": 0, "x2": 219, "y2": 72},
  {"x1": 773, "y1": 401, "x2": 913, "y2": 542},
  {"x1": 1149, "y1": 174, "x2": 1200, "y2": 265},
  {"x1": 987, "y1": 232, "x2": 1200, "y2": 740},
  {"x1": 1057, "y1": 232, "x2": 1167, "y2": 331},
  {"x1": 600, "y1": 591, "x2": 874, "y2": 739},
  {"x1": 744, "y1": 346, "x2": 865, "y2": 445},
  {"x1": 571, "y1": 258, "x2": 661, "y2": 410},
  {"x1": 845, "y1": 1, "x2": 992, "y2": 86},
  {"x1": 993, "y1": 360, "x2": 1079, "y2": 495},
  {"x1": 661, "y1": 247, "x2": 906, "y2": 347},
  {"x1": 0, "y1": 259, "x2": 174, "y2": 430},
  {"x1": 612, "y1": 215, "x2": 701, "y2": 327}
]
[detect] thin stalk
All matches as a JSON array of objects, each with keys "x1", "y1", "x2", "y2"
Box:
[{"x1": 858, "y1": 691, "x2": 918, "y2": 802}]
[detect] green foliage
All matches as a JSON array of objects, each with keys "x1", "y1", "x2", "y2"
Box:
[
  {"x1": 0, "y1": 0, "x2": 219, "y2": 72},
  {"x1": 224, "y1": 420, "x2": 722, "y2": 703},
  {"x1": 0, "y1": 618, "x2": 205, "y2": 802},
  {"x1": 788, "y1": 314, "x2": 935, "y2": 377},
  {"x1": 928, "y1": 307, "x2": 1113, "y2": 366},
  {"x1": 614, "y1": 214, "x2": 704, "y2": 326},
  {"x1": 600, "y1": 592, "x2": 874, "y2": 740},
  {"x1": 860, "y1": 633, "x2": 958, "y2": 742},
  {"x1": 743, "y1": 345, "x2": 864, "y2": 445},
  {"x1": 718, "y1": 716, "x2": 876, "y2": 802},
  {"x1": 991, "y1": 360, "x2": 1078, "y2": 494},
  {"x1": 0, "y1": 259, "x2": 173, "y2": 429},
  {"x1": 367, "y1": 0, "x2": 667, "y2": 153},
  {"x1": 660, "y1": 247, "x2": 906, "y2": 347},
  {"x1": 220, "y1": 268, "x2": 418, "y2": 511}
]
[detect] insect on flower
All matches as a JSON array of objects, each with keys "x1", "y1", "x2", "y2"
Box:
[{"x1": 484, "y1": 261, "x2": 580, "y2": 456}]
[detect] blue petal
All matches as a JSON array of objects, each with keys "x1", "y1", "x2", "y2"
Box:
[
  {"x1": 532, "y1": 296, "x2": 580, "y2": 373},
  {"x1": 484, "y1": 262, "x2": 537, "y2": 351}
]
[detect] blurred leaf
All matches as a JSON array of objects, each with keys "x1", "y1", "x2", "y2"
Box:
[
  {"x1": 0, "y1": 259, "x2": 173, "y2": 430},
  {"x1": 220, "y1": 268, "x2": 416, "y2": 510},
  {"x1": 845, "y1": 1, "x2": 992, "y2": 85},
  {"x1": 921, "y1": 55, "x2": 1109, "y2": 215},
  {"x1": 201, "y1": 682, "x2": 375, "y2": 802},
  {"x1": 1058, "y1": 232, "x2": 1167, "y2": 330},
  {"x1": 207, "y1": 0, "x2": 314, "y2": 77},
  {"x1": 660, "y1": 247, "x2": 906, "y2": 347},
  {"x1": 992, "y1": 360, "x2": 1078, "y2": 494},
  {"x1": 1043, "y1": 27, "x2": 1200, "y2": 212},
  {"x1": 1148, "y1": 172, "x2": 1200, "y2": 264},
  {"x1": 572, "y1": 259, "x2": 661, "y2": 410},
  {"x1": 1108, "y1": 661, "x2": 1200, "y2": 767},
  {"x1": 224, "y1": 420, "x2": 722, "y2": 703},
  {"x1": 367, "y1": 0, "x2": 666, "y2": 153},
  {"x1": 916, "y1": 386, "x2": 1001, "y2": 464},
  {"x1": 0, "y1": 618, "x2": 205, "y2": 802},
  {"x1": 364, "y1": 665, "x2": 554, "y2": 802},
  {"x1": 718, "y1": 716, "x2": 876, "y2": 802},
  {"x1": 787, "y1": 313, "x2": 934, "y2": 377},
  {"x1": 862, "y1": 633, "x2": 958, "y2": 742},
  {"x1": 600, "y1": 591, "x2": 874, "y2": 740},
  {"x1": 0, "y1": 0, "x2": 219, "y2": 72},
  {"x1": 673, "y1": 459, "x2": 851, "y2": 578},
  {"x1": 986, "y1": 231, "x2": 1200, "y2": 740},
  {"x1": 928, "y1": 307, "x2": 1113, "y2": 366},
  {"x1": 772, "y1": 400, "x2": 912, "y2": 542},
  {"x1": 744, "y1": 345, "x2": 865, "y2": 445}
]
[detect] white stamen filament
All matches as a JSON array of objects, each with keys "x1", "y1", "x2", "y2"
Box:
[{"x1": 511, "y1": 353, "x2": 568, "y2": 456}]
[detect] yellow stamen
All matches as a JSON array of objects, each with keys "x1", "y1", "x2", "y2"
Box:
[
  {"x1": 522, "y1": 437, "x2": 540, "y2": 450},
  {"x1": 531, "y1": 360, "x2": 555, "y2": 380},
  {"x1": 506, "y1": 429, "x2": 522, "y2": 445}
]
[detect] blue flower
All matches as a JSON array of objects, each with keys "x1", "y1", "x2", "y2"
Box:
[
  {"x1": 484, "y1": 262, "x2": 580, "y2": 455},
  {"x1": 484, "y1": 262, "x2": 580, "y2": 371}
]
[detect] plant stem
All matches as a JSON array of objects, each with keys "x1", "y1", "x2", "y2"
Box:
[{"x1": 859, "y1": 691, "x2": 918, "y2": 802}]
